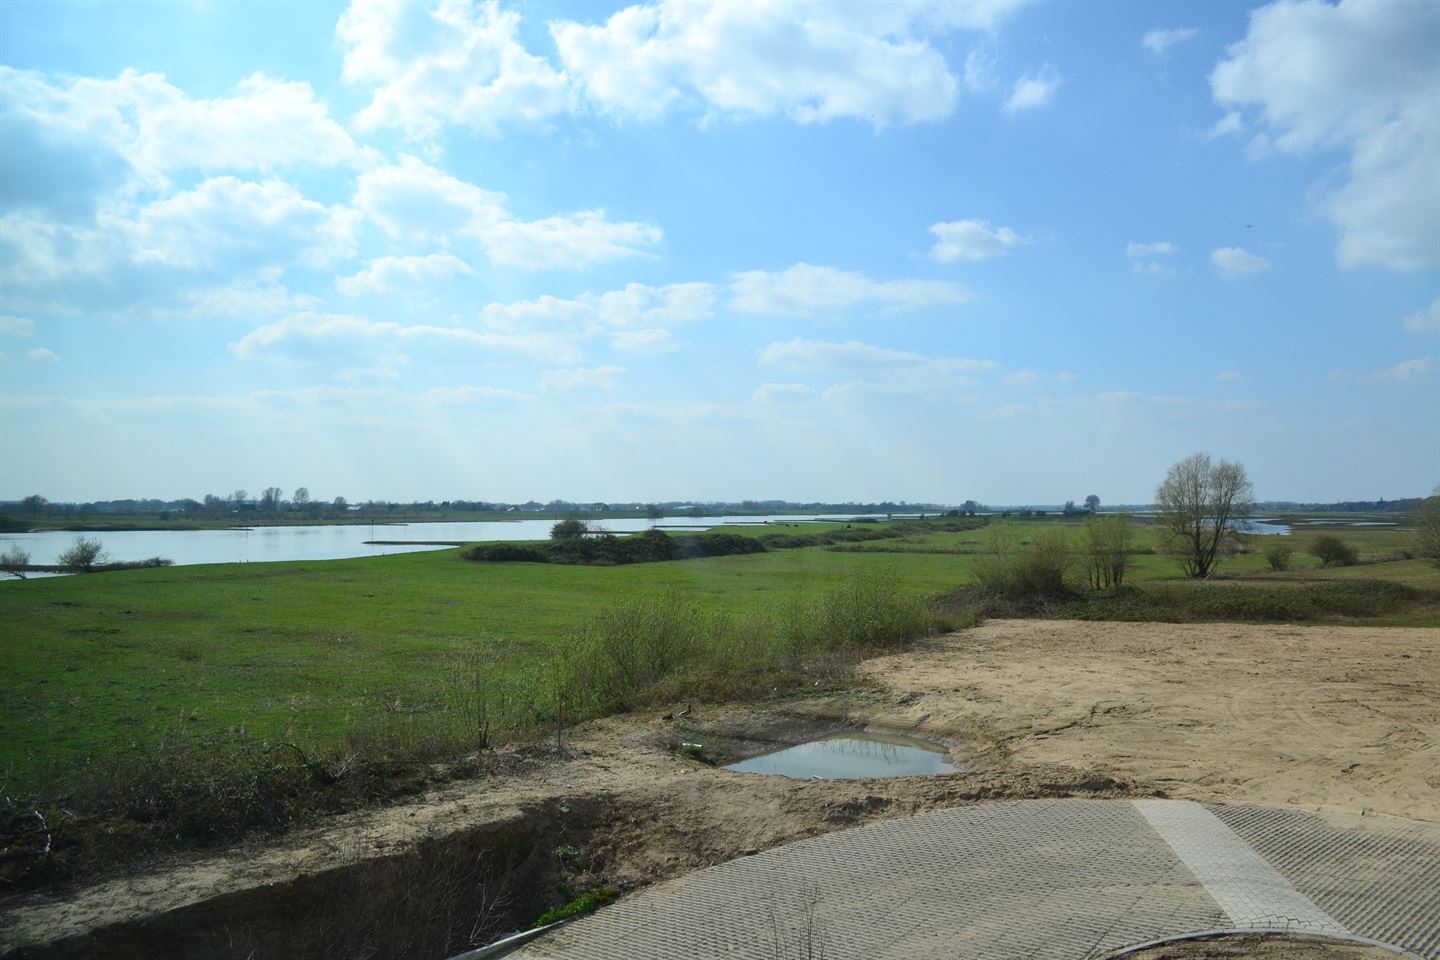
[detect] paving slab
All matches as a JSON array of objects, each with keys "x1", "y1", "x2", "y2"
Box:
[{"x1": 508, "y1": 799, "x2": 1439, "y2": 960}]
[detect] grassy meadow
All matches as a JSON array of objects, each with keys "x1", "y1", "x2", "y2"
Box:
[{"x1": 2, "y1": 513, "x2": 1435, "y2": 784}]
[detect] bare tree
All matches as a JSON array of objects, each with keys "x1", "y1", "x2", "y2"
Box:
[
  {"x1": 1155, "y1": 453, "x2": 1253, "y2": 578},
  {"x1": 293, "y1": 486, "x2": 311, "y2": 507},
  {"x1": 260, "y1": 486, "x2": 283, "y2": 512},
  {"x1": 1, "y1": 544, "x2": 30, "y2": 579}
]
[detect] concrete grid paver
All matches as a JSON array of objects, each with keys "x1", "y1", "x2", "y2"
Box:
[{"x1": 509, "y1": 799, "x2": 1439, "y2": 960}]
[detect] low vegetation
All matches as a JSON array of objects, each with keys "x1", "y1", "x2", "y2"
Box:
[{"x1": 2, "y1": 512, "x2": 1434, "y2": 894}]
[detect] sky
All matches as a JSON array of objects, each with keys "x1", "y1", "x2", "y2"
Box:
[{"x1": 0, "y1": 0, "x2": 1436, "y2": 506}]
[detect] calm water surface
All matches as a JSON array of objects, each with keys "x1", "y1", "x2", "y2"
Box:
[
  {"x1": 724, "y1": 732, "x2": 964, "y2": 780},
  {"x1": 0, "y1": 514, "x2": 889, "y2": 574}
]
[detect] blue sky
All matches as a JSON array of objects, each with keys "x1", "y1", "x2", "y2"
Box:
[{"x1": 1, "y1": 0, "x2": 1436, "y2": 505}]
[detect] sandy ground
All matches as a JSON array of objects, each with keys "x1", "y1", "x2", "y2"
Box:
[
  {"x1": 3, "y1": 620, "x2": 1435, "y2": 956},
  {"x1": 861, "y1": 620, "x2": 1440, "y2": 822}
]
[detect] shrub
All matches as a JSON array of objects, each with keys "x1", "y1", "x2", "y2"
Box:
[
  {"x1": 1310, "y1": 535, "x2": 1359, "y2": 567},
  {"x1": 549, "y1": 518, "x2": 589, "y2": 541},
  {"x1": 973, "y1": 524, "x2": 1076, "y2": 606},
  {"x1": 466, "y1": 543, "x2": 550, "y2": 563},
  {"x1": 1082, "y1": 514, "x2": 1132, "y2": 590},
  {"x1": 56, "y1": 536, "x2": 109, "y2": 572},
  {"x1": 1263, "y1": 542, "x2": 1293, "y2": 571}
]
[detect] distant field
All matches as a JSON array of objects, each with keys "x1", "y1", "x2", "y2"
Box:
[{"x1": 1, "y1": 516, "x2": 1434, "y2": 785}]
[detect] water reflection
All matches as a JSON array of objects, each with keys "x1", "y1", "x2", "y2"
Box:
[{"x1": 724, "y1": 732, "x2": 963, "y2": 779}]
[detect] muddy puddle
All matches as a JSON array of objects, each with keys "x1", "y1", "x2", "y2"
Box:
[{"x1": 722, "y1": 731, "x2": 964, "y2": 779}]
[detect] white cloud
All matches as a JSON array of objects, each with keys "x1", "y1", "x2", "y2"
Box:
[
  {"x1": 228, "y1": 312, "x2": 398, "y2": 360},
  {"x1": 352, "y1": 155, "x2": 508, "y2": 245},
  {"x1": 352, "y1": 156, "x2": 661, "y2": 268},
  {"x1": 1055, "y1": 371, "x2": 1076, "y2": 383},
  {"x1": 1002, "y1": 65, "x2": 1061, "y2": 113},
  {"x1": 0, "y1": 66, "x2": 359, "y2": 204},
  {"x1": 1142, "y1": 27, "x2": 1198, "y2": 56},
  {"x1": 335, "y1": 0, "x2": 1025, "y2": 135},
  {"x1": 25, "y1": 347, "x2": 59, "y2": 363},
  {"x1": 610, "y1": 328, "x2": 677, "y2": 354},
  {"x1": 539, "y1": 365, "x2": 626, "y2": 392},
  {"x1": 596, "y1": 282, "x2": 714, "y2": 327},
  {"x1": 336, "y1": 253, "x2": 472, "y2": 296},
  {"x1": 481, "y1": 211, "x2": 661, "y2": 269},
  {"x1": 1402, "y1": 298, "x2": 1440, "y2": 334},
  {"x1": 0, "y1": 316, "x2": 34, "y2": 337},
  {"x1": 553, "y1": 1, "x2": 1025, "y2": 129},
  {"x1": 338, "y1": 0, "x2": 572, "y2": 138},
  {"x1": 1211, "y1": 246, "x2": 1271, "y2": 279},
  {"x1": 1360, "y1": 356, "x2": 1436, "y2": 384},
  {"x1": 1211, "y1": 0, "x2": 1440, "y2": 270},
  {"x1": 1217, "y1": 371, "x2": 1242, "y2": 381},
  {"x1": 729, "y1": 263, "x2": 969, "y2": 316},
  {"x1": 753, "y1": 382, "x2": 815, "y2": 403},
  {"x1": 132, "y1": 177, "x2": 360, "y2": 271},
  {"x1": 1001, "y1": 370, "x2": 1039, "y2": 386},
  {"x1": 758, "y1": 338, "x2": 998, "y2": 377},
  {"x1": 929, "y1": 218, "x2": 1027, "y2": 262},
  {"x1": 1126, "y1": 241, "x2": 1177, "y2": 258}
]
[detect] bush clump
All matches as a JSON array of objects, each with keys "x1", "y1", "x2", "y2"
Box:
[
  {"x1": 1263, "y1": 542, "x2": 1293, "y2": 571},
  {"x1": 1310, "y1": 535, "x2": 1359, "y2": 567},
  {"x1": 972, "y1": 525, "x2": 1078, "y2": 608}
]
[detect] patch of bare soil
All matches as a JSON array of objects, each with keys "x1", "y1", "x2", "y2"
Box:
[
  {"x1": 1110, "y1": 933, "x2": 1400, "y2": 959},
  {"x1": 862, "y1": 620, "x2": 1440, "y2": 822},
  {"x1": 3, "y1": 620, "x2": 1433, "y2": 958}
]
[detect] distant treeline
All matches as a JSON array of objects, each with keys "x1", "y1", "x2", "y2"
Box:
[{"x1": 466, "y1": 519, "x2": 985, "y2": 566}]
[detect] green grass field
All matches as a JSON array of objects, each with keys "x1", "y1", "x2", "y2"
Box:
[{"x1": 2, "y1": 516, "x2": 1435, "y2": 786}]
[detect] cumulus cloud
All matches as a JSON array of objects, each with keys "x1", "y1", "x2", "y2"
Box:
[
  {"x1": 338, "y1": 0, "x2": 571, "y2": 137},
  {"x1": 1002, "y1": 65, "x2": 1061, "y2": 113},
  {"x1": 133, "y1": 177, "x2": 360, "y2": 271},
  {"x1": 1401, "y1": 297, "x2": 1440, "y2": 334},
  {"x1": 352, "y1": 156, "x2": 661, "y2": 268},
  {"x1": 928, "y1": 218, "x2": 1027, "y2": 262},
  {"x1": 0, "y1": 316, "x2": 34, "y2": 337},
  {"x1": 1360, "y1": 356, "x2": 1436, "y2": 384},
  {"x1": 1142, "y1": 27, "x2": 1198, "y2": 56},
  {"x1": 554, "y1": 2, "x2": 989, "y2": 128},
  {"x1": 1211, "y1": 0, "x2": 1440, "y2": 270},
  {"x1": 1211, "y1": 246, "x2": 1271, "y2": 279},
  {"x1": 539, "y1": 365, "x2": 626, "y2": 392},
  {"x1": 336, "y1": 0, "x2": 1025, "y2": 134},
  {"x1": 336, "y1": 253, "x2": 473, "y2": 296},
  {"x1": 25, "y1": 347, "x2": 59, "y2": 363},
  {"x1": 1001, "y1": 370, "x2": 1039, "y2": 386},
  {"x1": 0, "y1": 66, "x2": 360, "y2": 211},
  {"x1": 729, "y1": 263, "x2": 969, "y2": 317}
]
